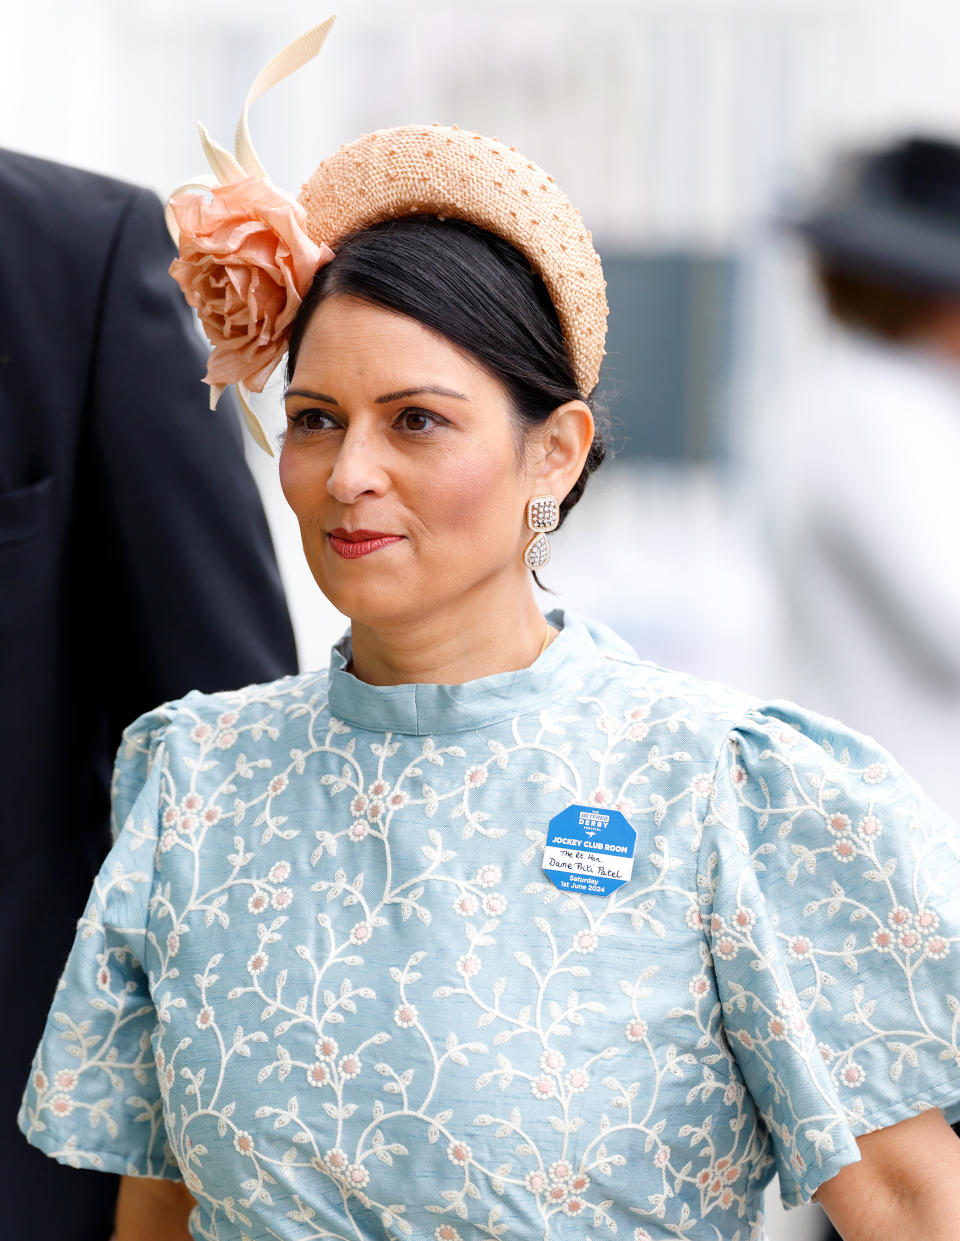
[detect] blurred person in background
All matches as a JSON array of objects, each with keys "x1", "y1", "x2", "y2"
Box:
[
  {"x1": 0, "y1": 147, "x2": 297, "y2": 1240},
  {"x1": 767, "y1": 136, "x2": 960, "y2": 826}
]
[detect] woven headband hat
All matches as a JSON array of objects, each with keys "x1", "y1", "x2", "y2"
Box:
[{"x1": 167, "y1": 17, "x2": 609, "y2": 456}]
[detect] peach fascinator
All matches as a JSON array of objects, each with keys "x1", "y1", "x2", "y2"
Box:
[{"x1": 167, "y1": 16, "x2": 608, "y2": 456}]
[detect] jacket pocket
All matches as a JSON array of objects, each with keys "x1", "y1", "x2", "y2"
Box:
[{"x1": 0, "y1": 475, "x2": 53, "y2": 546}]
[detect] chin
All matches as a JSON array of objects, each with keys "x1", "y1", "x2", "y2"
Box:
[{"x1": 308, "y1": 565, "x2": 427, "y2": 630}]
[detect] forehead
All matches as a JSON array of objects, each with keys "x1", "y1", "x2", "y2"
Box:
[{"x1": 290, "y1": 294, "x2": 502, "y2": 400}]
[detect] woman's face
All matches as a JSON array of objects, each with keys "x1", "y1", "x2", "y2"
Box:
[{"x1": 279, "y1": 293, "x2": 537, "y2": 629}]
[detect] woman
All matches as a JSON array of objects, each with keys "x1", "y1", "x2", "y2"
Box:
[{"x1": 19, "y1": 21, "x2": 960, "y2": 1241}]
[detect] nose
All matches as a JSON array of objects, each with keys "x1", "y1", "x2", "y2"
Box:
[{"x1": 326, "y1": 421, "x2": 389, "y2": 504}]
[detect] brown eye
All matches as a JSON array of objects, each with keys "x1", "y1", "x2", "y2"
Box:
[{"x1": 398, "y1": 409, "x2": 440, "y2": 432}]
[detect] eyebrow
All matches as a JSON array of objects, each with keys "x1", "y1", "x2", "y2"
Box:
[{"x1": 283, "y1": 385, "x2": 471, "y2": 405}]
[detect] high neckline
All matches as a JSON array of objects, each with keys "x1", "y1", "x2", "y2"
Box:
[{"x1": 325, "y1": 610, "x2": 626, "y2": 735}]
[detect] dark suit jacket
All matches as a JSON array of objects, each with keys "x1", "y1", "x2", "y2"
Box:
[{"x1": 0, "y1": 148, "x2": 298, "y2": 1239}]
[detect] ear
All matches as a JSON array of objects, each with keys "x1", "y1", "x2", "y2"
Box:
[{"x1": 531, "y1": 401, "x2": 595, "y2": 500}]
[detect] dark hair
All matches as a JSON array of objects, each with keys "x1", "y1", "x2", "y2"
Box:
[
  {"x1": 286, "y1": 216, "x2": 606, "y2": 529},
  {"x1": 814, "y1": 258, "x2": 949, "y2": 342}
]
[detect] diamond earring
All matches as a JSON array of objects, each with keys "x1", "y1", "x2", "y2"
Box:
[{"x1": 523, "y1": 495, "x2": 560, "y2": 570}]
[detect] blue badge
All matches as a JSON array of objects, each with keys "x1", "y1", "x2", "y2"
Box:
[{"x1": 542, "y1": 804, "x2": 637, "y2": 897}]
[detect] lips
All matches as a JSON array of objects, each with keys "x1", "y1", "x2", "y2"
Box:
[{"x1": 328, "y1": 528, "x2": 403, "y2": 560}]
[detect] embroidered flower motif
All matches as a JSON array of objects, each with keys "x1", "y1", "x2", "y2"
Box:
[
  {"x1": 452, "y1": 893, "x2": 479, "y2": 918},
  {"x1": 345, "y1": 1163, "x2": 369, "y2": 1189},
  {"x1": 368, "y1": 780, "x2": 389, "y2": 798},
  {"x1": 325, "y1": 1147, "x2": 349, "y2": 1174},
  {"x1": 268, "y1": 860, "x2": 291, "y2": 883},
  {"x1": 53, "y1": 1069, "x2": 77, "y2": 1091},
  {"x1": 863, "y1": 763, "x2": 888, "y2": 784},
  {"x1": 563, "y1": 1197, "x2": 586, "y2": 1217},
  {"x1": 456, "y1": 953, "x2": 482, "y2": 979},
  {"x1": 366, "y1": 800, "x2": 384, "y2": 822},
  {"x1": 446, "y1": 1140, "x2": 471, "y2": 1166},
  {"x1": 549, "y1": 1159, "x2": 573, "y2": 1182},
  {"x1": 271, "y1": 886, "x2": 293, "y2": 911},
  {"x1": 202, "y1": 804, "x2": 222, "y2": 825},
  {"x1": 178, "y1": 813, "x2": 199, "y2": 836},
  {"x1": 825, "y1": 812, "x2": 851, "y2": 836},
  {"x1": 857, "y1": 815, "x2": 883, "y2": 841},
  {"x1": 96, "y1": 965, "x2": 111, "y2": 991},
  {"x1": 348, "y1": 820, "x2": 368, "y2": 842},
  {"x1": 564, "y1": 1067, "x2": 589, "y2": 1093},
  {"x1": 349, "y1": 921, "x2": 373, "y2": 945},
  {"x1": 216, "y1": 730, "x2": 238, "y2": 750},
  {"x1": 465, "y1": 765, "x2": 487, "y2": 787},
  {"x1": 926, "y1": 936, "x2": 950, "y2": 960},
  {"x1": 349, "y1": 794, "x2": 368, "y2": 817},
  {"x1": 767, "y1": 1016, "x2": 788, "y2": 1040},
  {"x1": 625, "y1": 1018, "x2": 649, "y2": 1042},
  {"x1": 653, "y1": 1145, "x2": 670, "y2": 1168},
  {"x1": 572, "y1": 929, "x2": 598, "y2": 955},
  {"x1": 169, "y1": 178, "x2": 332, "y2": 398},
  {"x1": 590, "y1": 787, "x2": 613, "y2": 806},
  {"x1": 832, "y1": 838, "x2": 857, "y2": 863},
  {"x1": 339, "y1": 1054, "x2": 362, "y2": 1080},
  {"x1": 388, "y1": 790, "x2": 409, "y2": 810},
  {"x1": 871, "y1": 928, "x2": 895, "y2": 952},
  {"x1": 888, "y1": 906, "x2": 912, "y2": 929},
  {"x1": 217, "y1": 711, "x2": 238, "y2": 728},
  {"x1": 162, "y1": 807, "x2": 180, "y2": 829},
  {"x1": 247, "y1": 890, "x2": 270, "y2": 915},
  {"x1": 307, "y1": 1062, "x2": 329, "y2": 1087},
  {"x1": 540, "y1": 1049, "x2": 565, "y2": 1073},
  {"x1": 787, "y1": 936, "x2": 813, "y2": 961},
  {"x1": 196, "y1": 1006, "x2": 215, "y2": 1030},
  {"x1": 733, "y1": 1029, "x2": 754, "y2": 1050},
  {"x1": 316, "y1": 1036, "x2": 338, "y2": 1062},
  {"x1": 840, "y1": 1061, "x2": 866, "y2": 1088},
  {"x1": 597, "y1": 715, "x2": 618, "y2": 734},
  {"x1": 50, "y1": 1094, "x2": 74, "y2": 1117},
  {"x1": 394, "y1": 1003, "x2": 417, "y2": 1028},
  {"x1": 32, "y1": 1070, "x2": 47, "y2": 1092},
  {"x1": 247, "y1": 951, "x2": 268, "y2": 976},
  {"x1": 268, "y1": 774, "x2": 288, "y2": 796},
  {"x1": 475, "y1": 864, "x2": 501, "y2": 888},
  {"x1": 190, "y1": 723, "x2": 212, "y2": 742},
  {"x1": 899, "y1": 929, "x2": 922, "y2": 953},
  {"x1": 530, "y1": 1075, "x2": 555, "y2": 1100},
  {"x1": 627, "y1": 722, "x2": 650, "y2": 742},
  {"x1": 731, "y1": 764, "x2": 747, "y2": 787},
  {"x1": 685, "y1": 906, "x2": 704, "y2": 930},
  {"x1": 710, "y1": 914, "x2": 725, "y2": 933},
  {"x1": 916, "y1": 909, "x2": 940, "y2": 933},
  {"x1": 819, "y1": 1042, "x2": 835, "y2": 1063},
  {"x1": 182, "y1": 792, "x2": 203, "y2": 813},
  {"x1": 732, "y1": 906, "x2": 754, "y2": 930},
  {"x1": 524, "y1": 1170, "x2": 548, "y2": 1194},
  {"x1": 159, "y1": 830, "x2": 178, "y2": 853},
  {"x1": 693, "y1": 775, "x2": 714, "y2": 798},
  {"x1": 545, "y1": 1181, "x2": 568, "y2": 1204},
  {"x1": 714, "y1": 937, "x2": 738, "y2": 961},
  {"x1": 233, "y1": 1130, "x2": 255, "y2": 1155},
  {"x1": 434, "y1": 1226, "x2": 462, "y2": 1241},
  {"x1": 570, "y1": 1172, "x2": 591, "y2": 1193},
  {"x1": 166, "y1": 932, "x2": 180, "y2": 957},
  {"x1": 482, "y1": 893, "x2": 508, "y2": 917}
]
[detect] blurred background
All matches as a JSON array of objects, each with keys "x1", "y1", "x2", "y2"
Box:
[{"x1": 6, "y1": 2, "x2": 960, "y2": 1234}]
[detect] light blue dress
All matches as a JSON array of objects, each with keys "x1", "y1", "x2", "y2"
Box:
[{"x1": 20, "y1": 611, "x2": 960, "y2": 1240}]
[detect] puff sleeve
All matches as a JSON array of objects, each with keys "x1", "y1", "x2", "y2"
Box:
[
  {"x1": 18, "y1": 705, "x2": 181, "y2": 1178},
  {"x1": 699, "y1": 702, "x2": 960, "y2": 1207}
]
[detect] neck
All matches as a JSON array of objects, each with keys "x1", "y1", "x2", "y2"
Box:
[{"x1": 348, "y1": 581, "x2": 550, "y2": 686}]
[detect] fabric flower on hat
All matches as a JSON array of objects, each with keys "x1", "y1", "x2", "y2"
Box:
[{"x1": 168, "y1": 176, "x2": 333, "y2": 406}]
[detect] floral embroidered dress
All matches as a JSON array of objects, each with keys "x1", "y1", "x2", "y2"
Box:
[{"x1": 20, "y1": 611, "x2": 960, "y2": 1241}]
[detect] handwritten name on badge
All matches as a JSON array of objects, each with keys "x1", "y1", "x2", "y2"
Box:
[{"x1": 542, "y1": 804, "x2": 637, "y2": 897}]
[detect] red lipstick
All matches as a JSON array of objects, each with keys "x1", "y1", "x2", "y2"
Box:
[{"x1": 328, "y1": 528, "x2": 403, "y2": 559}]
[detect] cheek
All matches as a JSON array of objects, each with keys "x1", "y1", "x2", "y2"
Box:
[
  {"x1": 424, "y1": 453, "x2": 523, "y2": 535},
  {"x1": 278, "y1": 448, "x2": 324, "y2": 522}
]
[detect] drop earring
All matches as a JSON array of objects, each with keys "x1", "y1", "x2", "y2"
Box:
[{"x1": 523, "y1": 494, "x2": 560, "y2": 570}]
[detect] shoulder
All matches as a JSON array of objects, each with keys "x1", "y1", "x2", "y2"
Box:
[{"x1": 0, "y1": 147, "x2": 156, "y2": 258}]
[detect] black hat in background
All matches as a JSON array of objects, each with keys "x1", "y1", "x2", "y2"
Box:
[{"x1": 788, "y1": 136, "x2": 960, "y2": 293}]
